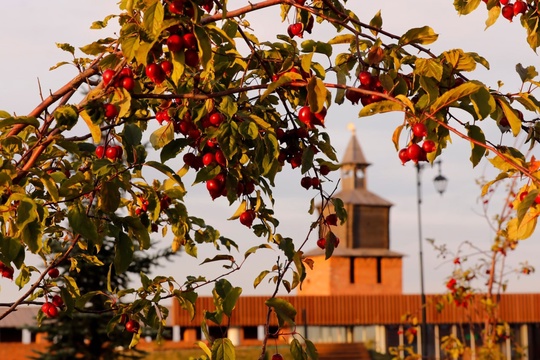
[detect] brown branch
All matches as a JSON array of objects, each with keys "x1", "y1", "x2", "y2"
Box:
[{"x1": 7, "y1": 61, "x2": 101, "y2": 138}]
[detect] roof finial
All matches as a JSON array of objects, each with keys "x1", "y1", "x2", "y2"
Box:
[{"x1": 347, "y1": 123, "x2": 356, "y2": 135}]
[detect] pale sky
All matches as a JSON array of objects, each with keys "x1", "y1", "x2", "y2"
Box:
[{"x1": 0, "y1": 1, "x2": 539, "y2": 304}]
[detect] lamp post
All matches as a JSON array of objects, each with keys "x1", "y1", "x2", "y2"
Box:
[{"x1": 416, "y1": 160, "x2": 448, "y2": 358}]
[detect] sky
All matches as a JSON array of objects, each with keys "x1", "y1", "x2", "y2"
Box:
[{"x1": 0, "y1": 1, "x2": 539, "y2": 304}]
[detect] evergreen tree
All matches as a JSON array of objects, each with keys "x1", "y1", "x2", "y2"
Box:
[{"x1": 30, "y1": 240, "x2": 175, "y2": 360}]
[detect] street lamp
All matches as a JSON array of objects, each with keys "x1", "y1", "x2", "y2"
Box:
[{"x1": 416, "y1": 160, "x2": 448, "y2": 358}]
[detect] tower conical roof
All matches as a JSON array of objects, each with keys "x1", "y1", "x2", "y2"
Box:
[{"x1": 341, "y1": 131, "x2": 369, "y2": 167}]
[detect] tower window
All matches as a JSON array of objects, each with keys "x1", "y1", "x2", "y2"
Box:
[
  {"x1": 349, "y1": 257, "x2": 355, "y2": 284},
  {"x1": 376, "y1": 257, "x2": 382, "y2": 284}
]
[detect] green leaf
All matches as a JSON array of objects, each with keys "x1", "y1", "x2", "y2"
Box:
[
  {"x1": 399, "y1": 26, "x2": 438, "y2": 45},
  {"x1": 496, "y1": 97, "x2": 522, "y2": 136},
  {"x1": 359, "y1": 100, "x2": 403, "y2": 117},
  {"x1": 0, "y1": 116, "x2": 40, "y2": 130},
  {"x1": 253, "y1": 270, "x2": 270, "y2": 288},
  {"x1": 369, "y1": 10, "x2": 382, "y2": 36},
  {"x1": 150, "y1": 124, "x2": 175, "y2": 149},
  {"x1": 290, "y1": 338, "x2": 308, "y2": 360},
  {"x1": 307, "y1": 77, "x2": 327, "y2": 114},
  {"x1": 414, "y1": 58, "x2": 443, "y2": 81},
  {"x1": 194, "y1": 25, "x2": 214, "y2": 73},
  {"x1": 53, "y1": 105, "x2": 79, "y2": 130},
  {"x1": 470, "y1": 86, "x2": 495, "y2": 119},
  {"x1": 114, "y1": 232, "x2": 134, "y2": 274},
  {"x1": 56, "y1": 42, "x2": 75, "y2": 55},
  {"x1": 454, "y1": 0, "x2": 481, "y2": 15},
  {"x1": 466, "y1": 125, "x2": 486, "y2": 167},
  {"x1": 305, "y1": 339, "x2": 319, "y2": 360},
  {"x1": 211, "y1": 338, "x2": 235, "y2": 360},
  {"x1": 68, "y1": 202, "x2": 99, "y2": 243},
  {"x1": 143, "y1": 1, "x2": 164, "y2": 38},
  {"x1": 430, "y1": 82, "x2": 483, "y2": 114},
  {"x1": 300, "y1": 40, "x2": 332, "y2": 57},
  {"x1": 145, "y1": 161, "x2": 184, "y2": 187},
  {"x1": 80, "y1": 109, "x2": 102, "y2": 143},
  {"x1": 328, "y1": 34, "x2": 356, "y2": 45},
  {"x1": 516, "y1": 63, "x2": 538, "y2": 83},
  {"x1": 79, "y1": 42, "x2": 107, "y2": 56},
  {"x1": 265, "y1": 297, "x2": 297, "y2": 328},
  {"x1": 223, "y1": 287, "x2": 242, "y2": 317},
  {"x1": 100, "y1": 181, "x2": 121, "y2": 213}
]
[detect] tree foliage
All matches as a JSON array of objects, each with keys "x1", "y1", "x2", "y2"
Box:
[{"x1": 1, "y1": 0, "x2": 540, "y2": 359}]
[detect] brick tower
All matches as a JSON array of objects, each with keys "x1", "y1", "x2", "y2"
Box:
[{"x1": 298, "y1": 127, "x2": 403, "y2": 295}]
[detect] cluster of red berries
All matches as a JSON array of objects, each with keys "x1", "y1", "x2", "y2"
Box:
[
  {"x1": 398, "y1": 123, "x2": 436, "y2": 164},
  {"x1": 135, "y1": 196, "x2": 150, "y2": 216},
  {"x1": 168, "y1": 0, "x2": 214, "y2": 17},
  {"x1": 102, "y1": 67, "x2": 135, "y2": 92},
  {"x1": 498, "y1": 0, "x2": 528, "y2": 21},
  {"x1": 0, "y1": 261, "x2": 14, "y2": 280},
  {"x1": 96, "y1": 144, "x2": 123, "y2": 161},
  {"x1": 316, "y1": 236, "x2": 340, "y2": 250},
  {"x1": 346, "y1": 71, "x2": 387, "y2": 106},
  {"x1": 145, "y1": 61, "x2": 173, "y2": 85}
]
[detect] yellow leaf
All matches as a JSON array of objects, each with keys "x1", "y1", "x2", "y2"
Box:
[{"x1": 80, "y1": 109, "x2": 102, "y2": 143}]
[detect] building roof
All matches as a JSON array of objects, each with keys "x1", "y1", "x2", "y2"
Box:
[
  {"x1": 303, "y1": 247, "x2": 404, "y2": 258},
  {"x1": 0, "y1": 306, "x2": 39, "y2": 328},
  {"x1": 171, "y1": 293, "x2": 540, "y2": 327},
  {"x1": 341, "y1": 133, "x2": 369, "y2": 167},
  {"x1": 333, "y1": 188, "x2": 393, "y2": 207}
]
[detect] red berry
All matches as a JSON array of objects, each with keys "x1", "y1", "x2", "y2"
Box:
[
  {"x1": 325, "y1": 213, "x2": 338, "y2": 226},
  {"x1": 184, "y1": 49, "x2": 200, "y2": 68},
  {"x1": 239, "y1": 210, "x2": 256, "y2": 228},
  {"x1": 102, "y1": 69, "x2": 115, "y2": 86},
  {"x1": 287, "y1": 23, "x2": 304, "y2": 38},
  {"x1": 51, "y1": 295, "x2": 64, "y2": 307},
  {"x1": 316, "y1": 238, "x2": 326, "y2": 249},
  {"x1": 167, "y1": 34, "x2": 185, "y2": 52},
  {"x1": 502, "y1": 4, "x2": 514, "y2": 21},
  {"x1": 422, "y1": 140, "x2": 436, "y2": 153},
  {"x1": 300, "y1": 176, "x2": 312, "y2": 189},
  {"x1": 407, "y1": 143, "x2": 424, "y2": 163},
  {"x1": 298, "y1": 106, "x2": 316, "y2": 128},
  {"x1": 125, "y1": 319, "x2": 140, "y2": 333},
  {"x1": 272, "y1": 354, "x2": 285, "y2": 360},
  {"x1": 121, "y1": 77, "x2": 135, "y2": 92},
  {"x1": 311, "y1": 177, "x2": 321, "y2": 189},
  {"x1": 514, "y1": 0, "x2": 527, "y2": 15},
  {"x1": 202, "y1": 153, "x2": 215, "y2": 166},
  {"x1": 358, "y1": 71, "x2": 373, "y2": 87},
  {"x1": 319, "y1": 165, "x2": 331, "y2": 176},
  {"x1": 183, "y1": 33, "x2": 198, "y2": 50},
  {"x1": 169, "y1": 0, "x2": 184, "y2": 14},
  {"x1": 48, "y1": 268, "x2": 60, "y2": 278},
  {"x1": 104, "y1": 103, "x2": 118, "y2": 119},
  {"x1": 119, "y1": 67, "x2": 133, "y2": 78},
  {"x1": 412, "y1": 123, "x2": 427, "y2": 138},
  {"x1": 209, "y1": 112, "x2": 225, "y2": 127},
  {"x1": 215, "y1": 149, "x2": 227, "y2": 167},
  {"x1": 313, "y1": 107, "x2": 326, "y2": 127},
  {"x1": 500, "y1": 0, "x2": 510, "y2": 4},
  {"x1": 160, "y1": 60, "x2": 173, "y2": 76},
  {"x1": 96, "y1": 145, "x2": 105, "y2": 159},
  {"x1": 105, "y1": 146, "x2": 119, "y2": 161},
  {"x1": 345, "y1": 88, "x2": 362, "y2": 105},
  {"x1": 398, "y1": 148, "x2": 410, "y2": 165}
]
